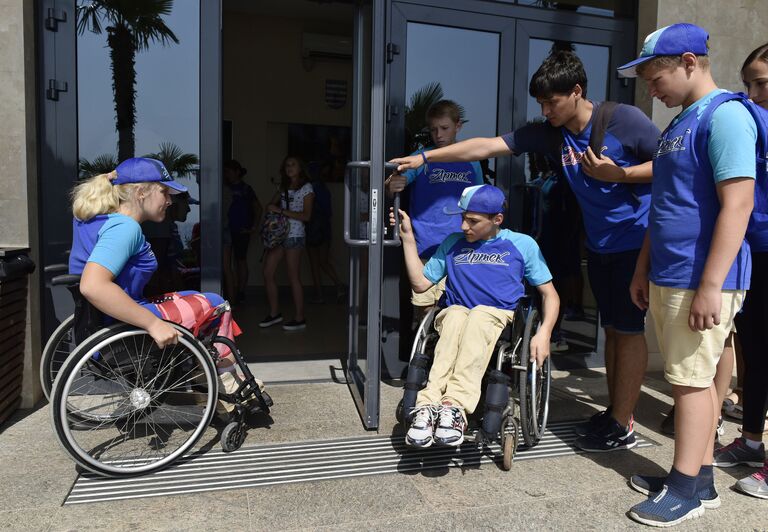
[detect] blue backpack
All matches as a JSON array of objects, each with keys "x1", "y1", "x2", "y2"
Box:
[{"x1": 697, "y1": 92, "x2": 768, "y2": 248}]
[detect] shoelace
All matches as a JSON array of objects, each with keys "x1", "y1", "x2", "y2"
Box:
[
  {"x1": 751, "y1": 462, "x2": 768, "y2": 482},
  {"x1": 438, "y1": 405, "x2": 465, "y2": 429},
  {"x1": 410, "y1": 405, "x2": 441, "y2": 427},
  {"x1": 720, "y1": 438, "x2": 747, "y2": 453}
]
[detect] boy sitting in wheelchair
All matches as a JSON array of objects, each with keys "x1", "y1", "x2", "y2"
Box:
[{"x1": 391, "y1": 184, "x2": 559, "y2": 447}]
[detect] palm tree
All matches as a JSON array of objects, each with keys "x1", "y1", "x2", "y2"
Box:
[
  {"x1": 143, "y1": 142, "x2": 199, "y2": 178},
  {"x1": 77, "y1": 0, "x2": 179, "y2": 162},
  {"x1": 403, "y1": 82, "x2": 466, "y2": 152},
  {"x1": 78, "y1": 153, "x2": 118, "y2": 178}
]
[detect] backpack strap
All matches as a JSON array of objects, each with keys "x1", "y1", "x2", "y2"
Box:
[
  {"x1": 693, "y1": 92, "x2": 751, "y2": 180},
  {"x1": 589, "y1": 101, "x2": 641, "y2": 207},
  {"x1": 588, "y1": 101, "x2": 619, "y2": 155}
]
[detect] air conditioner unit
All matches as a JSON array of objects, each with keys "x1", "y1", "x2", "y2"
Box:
[{"x1": 301, "y1": 32, "x2": 353, "y2": 61}]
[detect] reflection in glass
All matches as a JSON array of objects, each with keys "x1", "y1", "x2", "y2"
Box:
[
  {"x1": 405, "y1": 23, "x2": 499, "y2": 171},
  {"x1": 76, "y1": 0, "x2": 201, "y2": 292}
]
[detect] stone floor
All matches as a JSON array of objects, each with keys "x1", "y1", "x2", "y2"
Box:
[{"x1": 1, "y1": 369, "x2": 766, "y2": 531}]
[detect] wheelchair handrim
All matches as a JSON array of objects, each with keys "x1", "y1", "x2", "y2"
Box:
[
  {"x1": 40, "y1": 314, "x2": 75, "y2": 400},
  {"x1": 55, "y1": 329, "x2": 217, "y2": 476}
]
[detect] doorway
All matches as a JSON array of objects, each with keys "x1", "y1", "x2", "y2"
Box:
[{"x1": 222, "y1": 0, "x2": 359, "y2": 382}]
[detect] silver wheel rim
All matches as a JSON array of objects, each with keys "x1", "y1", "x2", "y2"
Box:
[{"x1": 56, "y1": 329, "x2": 216, "y2": 475}]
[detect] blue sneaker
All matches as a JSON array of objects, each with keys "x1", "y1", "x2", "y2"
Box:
[
  {"x1": 575, "y1": 417, "x2": 636, "y2": 452},
  {"x1": 629, "y1": 485, "x2": 705, "y2": 527},
  {"x1": 574, "y1": 407, "x2": 612, "y2": 437},
  {"x1": 629, "y1": 475, "x2": 721, "y2": 509}
]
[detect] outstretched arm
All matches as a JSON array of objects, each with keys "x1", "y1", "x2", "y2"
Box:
[
  {"x1": 528, "y1": 281, "x2": 560, "y2": 366},
  {"x1": 390, "y1": 137, "x2": 512, "y2": 173},
  {"x1": 80, "y1": 262, "x2": 181, "y2": 347},
  {"x1": 389, "y1": 207, "x2": 433, "y2": 293}
]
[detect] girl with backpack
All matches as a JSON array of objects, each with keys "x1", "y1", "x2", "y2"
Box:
[{"x1": 259, "y1": 156, "x2": 315, "y2": 330}]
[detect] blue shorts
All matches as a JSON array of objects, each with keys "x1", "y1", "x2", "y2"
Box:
[
  {"x1": 587, "y1": 248, "x2": 646, "y2": 334},
  {"x1": 283, "y1": 236, "x2": 305, "y2": 249}
]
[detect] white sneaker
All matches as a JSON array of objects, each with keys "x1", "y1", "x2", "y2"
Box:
[
  {"x1": 434, "y1": 405, "x2": 466, "y2": 446},
  {"x1": 406, "y1": 405, "x2": 437, "y2": 448}
]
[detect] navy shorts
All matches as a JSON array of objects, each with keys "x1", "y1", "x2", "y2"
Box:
[{"x1": 587, "y1": 248, "x2": 646, "y2": 334}]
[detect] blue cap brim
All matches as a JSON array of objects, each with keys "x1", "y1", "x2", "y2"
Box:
[
  {"x1": 443, "y1": 206, "x2": 465, "y2": 215},
  {"x1": 162, "y1": 180, "x2": 188, "y2": 194},
  {"x1": 617, "y1": 55, "x2": 656, "y2": 78}
]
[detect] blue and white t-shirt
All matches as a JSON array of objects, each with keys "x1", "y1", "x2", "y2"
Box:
[
  {"x1": 403, "y1": 147, "x2": 484, "y2": 258},
  {"x1": 502, "y1": 102, "x2": 660, "y2": 254},
  {"x1": 69, "y1": 213, "x2": 157, "y2": 302},
  {"x1": 650, "y1": 89, "x2": 756, "y2": 290},
  {"x1": 423, "y1": 229, "x2": 552, "y2": 311}
]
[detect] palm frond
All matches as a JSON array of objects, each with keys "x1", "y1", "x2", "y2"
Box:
[
  {"x1": 78, "y1": 153, "x2": 118, "y2": 177},
  {"x1": 143, "y1": 142, "x2": 199, "y2": 177}
]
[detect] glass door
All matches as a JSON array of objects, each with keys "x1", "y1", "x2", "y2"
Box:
[{"x1": 344, "y1": 0, "x2": 396, "y2": 429}]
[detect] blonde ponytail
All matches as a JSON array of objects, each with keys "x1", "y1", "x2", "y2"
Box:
[
  {"x1": 71, "y1": 172, "x2": 122, "y2": 220},
  {"x1": 71, "y1": 171, "x2": 165, "y2": 221}
]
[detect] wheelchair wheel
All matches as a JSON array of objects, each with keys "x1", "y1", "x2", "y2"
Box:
[
  {"x1": 221, "y1": 421, "x2": 246, "y2": 453},
  {"x1": 500, "y1": 415, "x2": 518, "y2": 471},
  {"x1": 518, "y1": 308, "x2": 551, "y2": 448},
  {"x1": 51, "y1": 323, "x2": 218, "y2": 477},
  {"x1": 40, "y1": 314, "x2": 76, "y2": 400}
]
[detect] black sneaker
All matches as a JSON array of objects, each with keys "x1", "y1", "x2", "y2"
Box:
[
  {"x1": 575, "y1": 417, "x2": 636, "y2": 452},
  {"x1": 258, "y1": 314, "x2": 283, "y2": 328},
  {"x1": 282, "y1": 319, "x2": 307, "y2": 331},
  {"x1": 574, "y1": 407, "x2": 612, "y2": 437}
]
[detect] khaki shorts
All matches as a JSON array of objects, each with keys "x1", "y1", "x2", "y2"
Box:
[
  {"x1": 411, "y1": 276, "x2": 446, "y2": 307},
  {"x1": 649, "y1": 281, "x2": 744, "y2": 388}
]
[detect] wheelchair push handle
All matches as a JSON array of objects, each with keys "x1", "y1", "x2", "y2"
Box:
[{"x1": 51, "y1": 273, "x2": 82, "y2": 287}]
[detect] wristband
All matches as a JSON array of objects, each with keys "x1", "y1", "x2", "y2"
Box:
[{"x1": 421, "y1": 151, "x2": 429, "y2": 170}]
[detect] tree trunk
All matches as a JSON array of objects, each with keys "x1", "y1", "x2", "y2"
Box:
[{"x1": 108, "y1": 23, "x2": 136, "y2": 162}]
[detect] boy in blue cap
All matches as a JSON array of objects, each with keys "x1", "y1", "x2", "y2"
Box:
[
  {"x1": 391, "y1": 185, "x2": 559, "y2": 447},
  {"x1": 618, "y1": 23, "x2": 756, "y2": 526},
  {"x1": 392, "y1": 51, "x2": 660, "y2": 454}
]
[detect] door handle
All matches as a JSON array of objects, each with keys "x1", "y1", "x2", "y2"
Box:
[{"x1": 344, "y1": 161, "x2": 402, "y2": 247}]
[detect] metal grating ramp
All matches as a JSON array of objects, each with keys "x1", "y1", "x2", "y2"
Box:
[{"x1": 65, "y1": 420, "x2": 658, "y2": 505}]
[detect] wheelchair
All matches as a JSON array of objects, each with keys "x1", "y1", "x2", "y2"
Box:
[
  {"x1": 43, "y1": 274, "x2": 272, "y2": 478},
  {"x1": 396, "y1": 295, "x2": 551, "y2": 470}
]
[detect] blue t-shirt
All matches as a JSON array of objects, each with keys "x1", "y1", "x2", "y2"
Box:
[
  {"x1": 403, "y1": 147, "x2": 484, "y2": 257},
  {"x1": 227, "y1": 181, "x2": 257, "y2": 232},
  {"x1": 423, "y1": 229, "x2": 552, "y2": 311},
  {"x1": 502, "y1": 102, "x2": 660, "y2": 254},
  {"x1": 650, "y1": 89, "x2": 757, "y2": 290},
  {"x1": 69, "y1": 213, "x2": 158, "y2": 302}
]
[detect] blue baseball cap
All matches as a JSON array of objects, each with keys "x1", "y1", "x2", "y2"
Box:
[
  {"x1": 617, "y1": 23, "x2": 709, "y2": 78},
  {"x1": 113, "y1": 158, "x2": 188, "y2": 194},
  {"x1": 444, "y1": 185, "x2": 506, "y2": 215}
]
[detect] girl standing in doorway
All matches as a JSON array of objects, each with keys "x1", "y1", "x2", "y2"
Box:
[{"x1": 260, "y1": 156, "x2": 315, "y2": 330}]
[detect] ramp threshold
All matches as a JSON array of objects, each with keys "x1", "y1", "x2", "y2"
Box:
[{"x1": 65, "y1": 420, "x2": 657, "y2": 505}]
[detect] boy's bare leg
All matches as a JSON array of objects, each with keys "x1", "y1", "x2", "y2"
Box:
[
  {"x1": 611, "y1": 332, "x2": 648, "y2": 427},
  {"x1": 673, "y1": 383, "x2": 718, "y2": 475}
]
